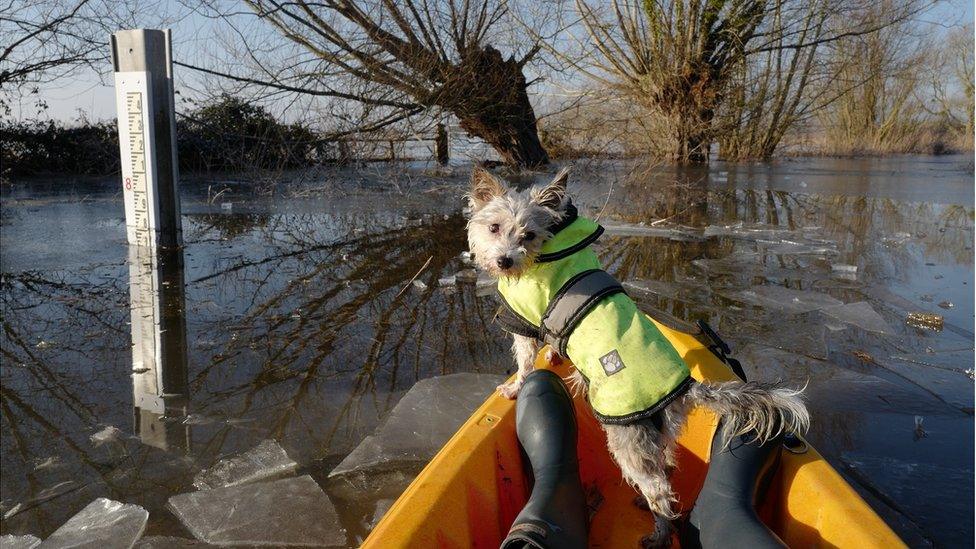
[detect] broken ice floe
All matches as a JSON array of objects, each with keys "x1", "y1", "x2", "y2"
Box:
[
  {"x1": 602, "y1": 221, "x2": 703, "y2": 241},
  {"x1": 90, "y1": 426, "x2": 123, "y2": 447},
  {"x1": 721, "y1": 285, "x2": 843, "y2": 315},
  {"x1": 881, "y1": 358, "x2": 974, "y2": 411},
  {"x1": 3, "y1": 481, "x2": 81, "y2": 520},
  {"x1": 193, "y1": 439, "x2": 297, "y2": 490},
  {"x1": 819, "y1": 302, "x2": 892, "y2": 334},
  {"x1": 437, "y1": 269, "x2": 494, "y2": 296},
  {"x1": 168, "y1": 475, "x2": 344, "y2": 547},
  {"x1": 37, "y1": 498, "x2": 147, "y2": 549},
  {"x1": 329, "y1": 373, "x2": 504, "y2": 477},
  {"x1": 0, "y1": 535, "x2": 41, "y2": 549},
  {"x1": 703, "y1": 222, "x2": 797, "y2": 240},
  {"x1": 134, "y1": 537, "x2": 210, "y2": 548}
]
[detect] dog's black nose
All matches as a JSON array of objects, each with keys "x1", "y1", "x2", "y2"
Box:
[{"x1": 497, "y1": 256, "x2": 514, "y2": 269}]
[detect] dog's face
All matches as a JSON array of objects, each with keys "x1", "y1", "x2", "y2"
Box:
[{"x1": 466, "y1": 167, "x2": 571, "y2": 278}]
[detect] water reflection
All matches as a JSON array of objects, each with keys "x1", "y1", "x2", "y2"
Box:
[
  {"x1": 0, "y1": 157, "x2": 972, "y2": 546},
  {"x1": 128, "y1": 247, "x2": 189, "y2": 452}
]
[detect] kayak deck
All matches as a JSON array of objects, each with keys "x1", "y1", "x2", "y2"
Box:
[{"x1": 364, "y1": 319, "x2": 905, "y2": 548}]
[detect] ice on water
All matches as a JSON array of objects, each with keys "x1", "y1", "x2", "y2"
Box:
[
  {"x1": 168, "y1": 475, "x2": 344, "y2": 547},
  {"x1": 193, "y1": 439, "x2": 297, "y2": 490},
  {"x1": 602, "y1": 221, "x2": 703, "y2": 241},
  {"x1": 722, "y1": 285, "x2": 843, "y2": 314},
  {"x1": 1, "y1": 535, "x2": 41, "y2": 549},
  {"x1": 329, "y1": 373, "x2": 504, "y2": 477},
  {"x1": 134, "y1": 537, "x2": 211, "y2": 548},
  {"x1": 37, "y1": 498, "x2": 148, "y2": 549},
  {"x1": 820, "y1": 302, "x2": 892, "y2": 334}
]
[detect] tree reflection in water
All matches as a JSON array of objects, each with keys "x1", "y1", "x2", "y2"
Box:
[{"x1": 1, "y1": 161, "x2": 973, "y2": 546}]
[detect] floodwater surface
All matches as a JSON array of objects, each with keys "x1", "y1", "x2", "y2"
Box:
[{"x1": 1, "y1": 156, "x2": 973, "y2": 547}]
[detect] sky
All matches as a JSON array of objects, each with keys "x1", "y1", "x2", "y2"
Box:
[{"x1": 7, "y1": 0, "x2": 975, "y2": 124}]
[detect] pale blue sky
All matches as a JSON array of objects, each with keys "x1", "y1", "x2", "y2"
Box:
[{"x1": 9, "y1": 0, "x2": 975, "y2": 124}]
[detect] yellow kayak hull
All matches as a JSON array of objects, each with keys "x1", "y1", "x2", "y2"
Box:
[{"x1": 363, "y1": 319, "x2": 905, "y2": 548}]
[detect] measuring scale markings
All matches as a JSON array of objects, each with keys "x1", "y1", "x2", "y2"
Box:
[{"x1": 125, "y1": 91, "x2": 152, "y2": 248}]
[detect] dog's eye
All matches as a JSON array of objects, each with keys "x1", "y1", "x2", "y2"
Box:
[
  {"x1": 522, "y1": 231, "x2": 536, "y2": 242},
  {"x1": 489, "y1": 223, "x2": 500, "y2": 233}
]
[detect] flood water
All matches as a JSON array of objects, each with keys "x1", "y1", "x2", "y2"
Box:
[{"x1": 1, "y1": 155, "x2": 973, "y2": 547}]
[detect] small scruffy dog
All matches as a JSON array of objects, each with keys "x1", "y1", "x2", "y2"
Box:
[{"x1": 466, "y1": 166, "x2": 809, "y2": 547}]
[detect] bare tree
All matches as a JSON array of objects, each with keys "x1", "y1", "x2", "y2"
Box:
[
  {"x1": 557, "y1": 0, "x2": 766, "y2": 163},
  {"x1": 200, "y1": 0, "x2": 552, "y2": 167},
  {"x1": 0, "y1": 0, "x2": 104, "y2": 114},
  {"x1": 535, "y1": 0, "x2": 935, "y2": 162},
  {"x1": 924, "y1": 24, "x2": 974, "y2": 151}
]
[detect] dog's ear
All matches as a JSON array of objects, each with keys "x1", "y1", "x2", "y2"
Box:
[
  {"x1": 532, "y1": 167, "x2": 570, "y2": 210},
  {"x1": 469, "y1": 167, "x2": 507, "y2": 210}
]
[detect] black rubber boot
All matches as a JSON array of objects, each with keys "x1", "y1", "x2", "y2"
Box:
[
  {"x1": 500, "y1": 369, "x2": 588, "y2": 549},
  {"x1": 681, "y1": 424, "x2": 787, "y2": 549}
]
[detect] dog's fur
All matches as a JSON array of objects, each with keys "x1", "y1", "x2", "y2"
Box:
[{"x1": 466, "y1": 166, "x2": 809, "y2": 546}]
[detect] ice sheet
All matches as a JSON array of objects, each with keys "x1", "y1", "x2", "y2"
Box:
[
  {"x1": 168, "y1": 475, "x2": 344, "y2": 547},
  {"x1": 0, "y1": 535, "x2": 41, "y2": 549},
  {"x1": 37, "y1": 498, "x2": 148, "y2": 549},
  {"x1": 134, "y1": 537, "x2": 210, "y2": 548},
  {"x1": 721, "y1": 285, "x2": 843, "y2": 314},
  {"x1": 602, "y1": 222, "x2": 703, "y2": 241},
  {"x1": 329, "y1": 373, "x2": 504, "y2": 477},
  {"x1": 193, "y1": 439, "x2": 297, "y2": 490},
  {"x1": 820, "y1": 302, "x2": 892, "y2": 333}
]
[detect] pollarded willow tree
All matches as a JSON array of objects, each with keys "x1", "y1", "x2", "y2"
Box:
[
  {"x1": 542, "y1": 0, "x2": 931, "y2": 162},
  {"x1": 567, "y1": 0, "x2": 766, "y2": 163},
  {"x1": 234, "y1": 0, "x2": 552, "y2": 167}
]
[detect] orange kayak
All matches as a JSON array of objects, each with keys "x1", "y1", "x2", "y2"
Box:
[{"x1": 363, "y1": 318, "x2": 905, "y2": 548}]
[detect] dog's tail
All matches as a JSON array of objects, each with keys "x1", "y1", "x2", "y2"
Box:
[{"x1": 685, "y1": 381, "x2": 810, "y2": 446}]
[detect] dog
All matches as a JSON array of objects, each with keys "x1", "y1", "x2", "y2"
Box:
[{"x1": 465, "y1": 166, "x2": 809, "y2": 547}]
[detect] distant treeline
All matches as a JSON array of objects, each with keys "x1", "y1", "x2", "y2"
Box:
[{"x1": 1, "y1": 96, "x2": 324, "y2": 177}]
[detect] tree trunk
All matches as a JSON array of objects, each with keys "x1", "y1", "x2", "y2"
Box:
[{"x1": 446, "y1": 46, "x2": 550, "y2": 167}]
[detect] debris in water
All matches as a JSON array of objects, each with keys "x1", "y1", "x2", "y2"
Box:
[
  {"x1": 193, "y1": 439, "x2": 298, "y2": 490},
  {"x1": 831, "y1": 263, "x2": 858, "y2": 279},
  {"x1": 90, "y1": 426, "x2": 122, "y2": 447},
  {"x1": 38, "y1": 498, "x2": 147, "y2": 549},
  {"x1": 329, "y1": 373, "x2": 504, "y2": 477},
  {"x1": 35, "y1": 340, "x2": 52, "y2": 349},
  {"x1": 411, "y1": 279, "x2": 427, "y2": 290},
  {"x1": 906, "y1": 312, "x2": 944, "y2": 331},
  {"x1": 220, "y1": 202, "x2": 233, "y2": 211},
  {"x1": 853, "y1": 350, "x2": 874, "y2": 363},
  {"x1": 919, "y1": 294, "x2": 934, "y2": 302},
  {"x1": 914, "y1": 416, "x2": 927, "y2": 440},
  {"x1": 966, "y1": 368, "x2": 974, "y2": 381},
  {"x1": 938, "y1": 301, "x2": 953, "y2": 309},
  {"x1": 0, "y1": 535, "x2": 41, "y2": 549},
  {"x1": 168, "y1": 475, "x2": 345, "y2": 547},
  {"x1": 820, "y1": 302, "x2": 892, "y2": 334}
]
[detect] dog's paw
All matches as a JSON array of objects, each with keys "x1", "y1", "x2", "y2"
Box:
[
  {"x1": 497, "y1": 380, "x2": 522, "y2": 399},
  {"x1": 544, "y1": 347, "x2": 563, "y2": 366}
]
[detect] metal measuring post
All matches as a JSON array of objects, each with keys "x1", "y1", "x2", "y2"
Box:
[
  {"x1": 111, "y1": 29, "x2": 182, "y2": 249},
  {"x1": 112, "y1": 29, "x2": 189, "y2": 451}
]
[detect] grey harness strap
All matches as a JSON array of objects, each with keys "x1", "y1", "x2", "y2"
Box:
[{"x1": 540, "y1": 269, "x2": 625, "y2": 355}]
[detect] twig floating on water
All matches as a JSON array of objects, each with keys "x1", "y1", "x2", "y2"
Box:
[{"x1": 394, "y1": 255, "x2": 433, "y2": 300}]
